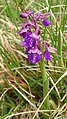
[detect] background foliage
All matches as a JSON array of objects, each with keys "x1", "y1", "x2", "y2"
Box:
[{"x1": 0, "y1": 0, "x2": 67, "y2": 119}]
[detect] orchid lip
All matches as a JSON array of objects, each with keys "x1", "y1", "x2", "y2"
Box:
[
  {"x1": 28, "y1": 53, "x2": 42, "y2": 64},
  {"x1": 44, "y1": 51, "x2": 52, "y2": 60},
  {"x1": 42, "y1": 19, "x2": 52, "y2": 26}
]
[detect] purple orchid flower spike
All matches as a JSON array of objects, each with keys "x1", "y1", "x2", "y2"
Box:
[{"x1": 18, "y1": 10, "x2": 56, "y2": 64}]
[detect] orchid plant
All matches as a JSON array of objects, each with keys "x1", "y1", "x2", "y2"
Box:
[{"x1": 18, "y1": 9, "x2": 57, "y2": 118}]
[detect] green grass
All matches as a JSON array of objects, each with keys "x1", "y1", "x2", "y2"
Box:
[{"x1": 0, "y1": 0, "x2": 67, "y2": 119}]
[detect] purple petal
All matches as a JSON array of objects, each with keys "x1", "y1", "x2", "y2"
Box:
[
  {"x1": 29, "y1": 26, "x2": 40, "y2": 40},
  {"x1": 20, "y1": 12, "x2": 28, "y2": 18},
  {"x1": 28, "y1": 47, "x2": 42, "y2": 54},
  {"x1": 44, "y1": 41, "x2": 50, "y2": 46},
  {"x1": 26, "y1": 10, "x2": 34, "y2": 15},
  {"x1": 42, "y1": 19, "x2": 52, "y2": 26},
  {"x1": 26, "y1": 20, "x2": 35, "y2": 27},
  {"x1": 48, "y1": 46, "x2": 57, "y2": 53},
  {"x1": 36, "y1": 25, "x2": 40, "y2": 35},
  {"x1": 36, "y1": 54, "x2": 42, "y2": 62},
  {"x1": 25, "y1": 34, "x2": 36, "y2": 47},
  {"x1": 18, "y1": 21, "x2": 34, "y2": 28},
  {"x1": 25, "y1": 47, "x2": 31, "y2": 54},
  {"x1": 44, "y1": 41, "x2": 57, "y2": 53},
  {"x1": 20, "y1": 41, "x2": 26, "y2": 47},
  {"x1": 18, "y1": 22, "x2": 24, "y2": 27},
  {"x1": 30, "y1": 33, "x2": 40, "y2": 40},
  {"x1": 20, "y1": 10, "x2": 34, "y2": 19},
  {"x1": 44, "y1": 41, "x2": 50, "y2": 50},
  {"x1": 28, "y1": 53, "x2": 42, "y2": 64},
  {"x1": 35, "y1": 12, "x2": 50, "y2": 20},
  {"x1": 40, "y1": 12, "x2": 51, "y2": 19},
  {"x1": 35, "y1": 11, "x2": 41, "y2": 21},
  {"x1": 18, "y1": 28, "x2": 29, "y2": 38},
  {"x1": 44, "y1": 51, "x2": 52, "y2": 60}
]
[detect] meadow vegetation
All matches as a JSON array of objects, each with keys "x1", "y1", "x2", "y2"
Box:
[{"x1": 0, "y1": 0, "x2": 67, "y2": 119}]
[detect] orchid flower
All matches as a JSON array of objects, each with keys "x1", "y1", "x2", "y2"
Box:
[{"x1": 18, "y1": 10, "x2": 56, "y2": 64}]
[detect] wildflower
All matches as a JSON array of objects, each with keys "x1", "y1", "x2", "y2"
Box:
[{"x1": 18, "y1": 10, "x2": 56, "y2": 64}]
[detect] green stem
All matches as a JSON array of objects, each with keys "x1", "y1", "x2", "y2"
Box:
[{"x1": 40, "y1": 58, "x2": 49, "y2": 118}]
